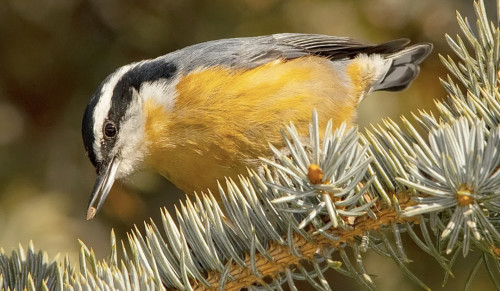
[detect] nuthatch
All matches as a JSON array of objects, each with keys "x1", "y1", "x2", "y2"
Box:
[{"x1": 82, "y1": 33, "x2": 432, "y2": 219}]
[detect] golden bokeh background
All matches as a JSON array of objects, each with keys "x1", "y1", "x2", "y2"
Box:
[{"x1": 0, "y1": 0, "x2": 495, "y2": 290}]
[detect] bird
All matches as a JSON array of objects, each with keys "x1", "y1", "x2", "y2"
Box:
[{"x1": 81, "y1": 33, "x2": 432, "y2": 219}]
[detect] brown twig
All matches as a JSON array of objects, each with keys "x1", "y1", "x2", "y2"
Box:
[{"x1": 193, "y1": 192, "x2": 418, "y2": 290}]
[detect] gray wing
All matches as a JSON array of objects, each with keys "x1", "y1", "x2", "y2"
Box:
[
  {"x1": 272, "y1": 33, "x2": 409, "y2": 59},
  {"x1": 162, "y1": 33, "x2": 410, "y2": 72}
]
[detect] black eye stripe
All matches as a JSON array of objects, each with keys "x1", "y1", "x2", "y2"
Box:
[
  {"x1": 108, "y1": 61, "x2": 177, "y2": 126},
  {"x1": 104, "y1": 121, "x2": 117, "y2": 138}
]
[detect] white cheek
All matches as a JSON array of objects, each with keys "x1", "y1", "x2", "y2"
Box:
[
  {"x1": 115, "y1": 159, "x2": 140, "y2": 179},
  {"x1": 114, "y1": 95, "x2": 147, "y2": 179},
  {"x1": 114, "y1": 79, "x2": 179, "y2": 179},
  {"x1": 115, "y1": 135, "x2": 145, "y2": 179}
]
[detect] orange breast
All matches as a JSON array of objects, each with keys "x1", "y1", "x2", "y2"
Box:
[{"x1": 143, "y1": 56, "x2": 361, "y2": 194}]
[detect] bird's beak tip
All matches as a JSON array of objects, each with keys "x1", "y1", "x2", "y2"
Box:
[{"x1": 86, "y1": 207, "x2": 97, "y2": 220}]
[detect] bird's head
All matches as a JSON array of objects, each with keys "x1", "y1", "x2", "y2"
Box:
[{"x1": 82, "y1": 59, "x2": 178, "y2": 219}]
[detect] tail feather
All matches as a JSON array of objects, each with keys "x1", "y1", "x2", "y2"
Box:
[{"x1": 372, "y1": 43, "x2": 433, "y2": 92}]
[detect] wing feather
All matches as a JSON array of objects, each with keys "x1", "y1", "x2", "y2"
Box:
[
  {"x1": 271, "y1": 33, "x2": 410, "y2": 60},
  {"x1": 164, "y1": 33, "x2": 412, "y2": 71}
]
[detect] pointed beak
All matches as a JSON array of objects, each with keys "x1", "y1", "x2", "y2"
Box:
[{"x1": 86, "y1": 156, "x2": 120, "y2": 220}]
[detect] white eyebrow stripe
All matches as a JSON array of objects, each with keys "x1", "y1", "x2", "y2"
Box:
[{"x1": 92, "y1": 64, "x2": 138, "y2": 161}]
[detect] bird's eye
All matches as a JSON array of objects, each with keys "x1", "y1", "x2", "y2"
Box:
[{"x1": 104, "y1": 121, "x2": 117, "y2": 138}]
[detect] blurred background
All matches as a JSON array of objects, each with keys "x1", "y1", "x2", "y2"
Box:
[{"x1": 0, "y1": 0, "x2": 496, "y2": 290}]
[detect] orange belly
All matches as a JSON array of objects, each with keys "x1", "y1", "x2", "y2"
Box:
[{"x1": 143, "y1": 56, "x2": 362, "y2": 194}]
